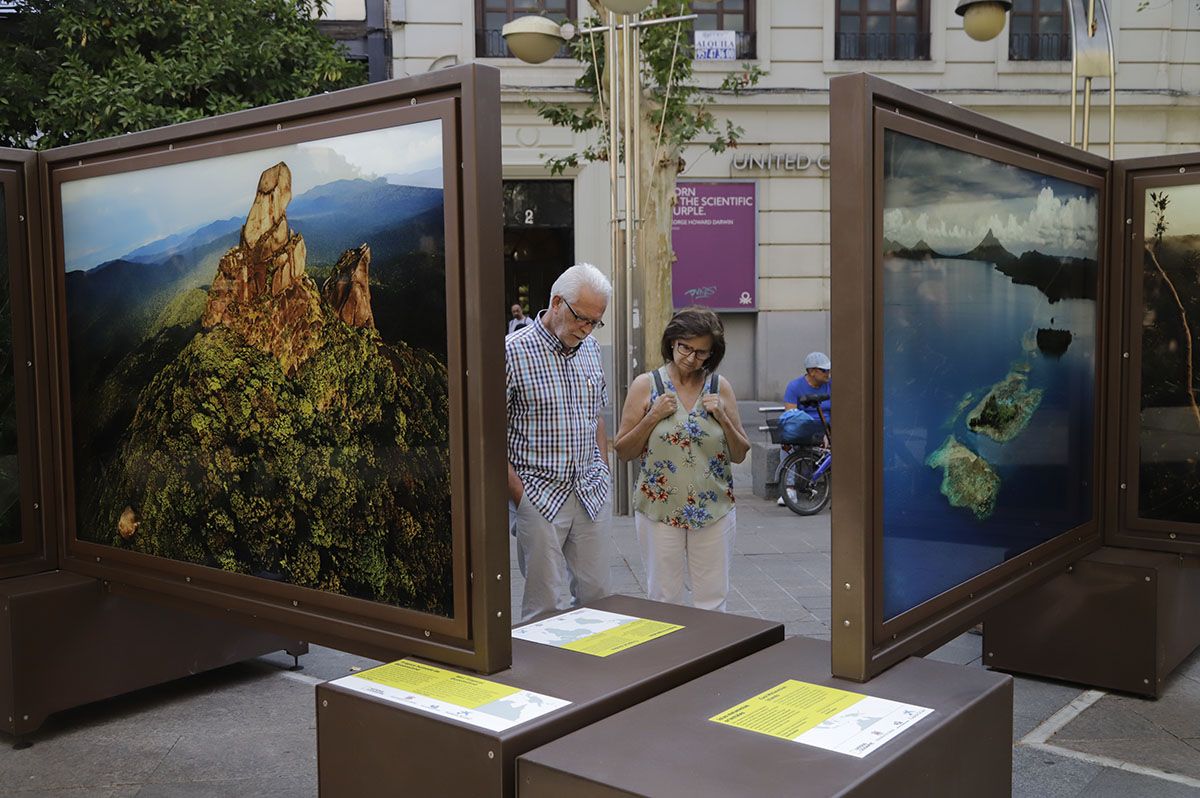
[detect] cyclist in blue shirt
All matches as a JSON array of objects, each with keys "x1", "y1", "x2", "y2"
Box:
[
  {"x1": 777, "y1": 352, "x2": 831, "y2": 506},
  {"x1": 784, "y1": 351, "x2": 831, "y2": 418}
]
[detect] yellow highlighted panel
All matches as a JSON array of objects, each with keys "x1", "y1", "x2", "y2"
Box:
[
  {"x1": 358, "y1": 660, "x2": 519, "y2": 709},
  {"x1": 561, "y1": 619, "x2": 684, "y2": 657},
  {"x1": 711, "y1": 680, "x2": 864, "y2": 740}
]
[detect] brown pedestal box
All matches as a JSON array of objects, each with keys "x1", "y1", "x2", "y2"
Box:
[
  {"x1": 518, "y1": 636, "x2": 1013, "y2": 798},
  {"x1": 0, "y1": 571, "x2": 307, "y2": 737},
  {"x1": 983, "y1": 546, "x2": 1200, "y2": 698},
  {"x1": 315, "y1": 595, "x2": 784, "y2": 798}
]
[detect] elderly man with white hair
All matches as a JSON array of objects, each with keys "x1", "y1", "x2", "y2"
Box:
[{"x1": 506, "y1": 262, "x2": 614, "y2": 622}]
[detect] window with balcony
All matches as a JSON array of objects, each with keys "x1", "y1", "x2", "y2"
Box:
[
  {"x1": 693, "y1": 1, "x2": 756, "y2": 60},
  {"x1": 836, "y1": 0, "x2": 930, "y2": 61},
  {"x1": 476, "y1": 0, "x2": 578, "y2": 59},
  {"x1": 1008, "y1": 0, "x2": 1070, "y2": 62}
]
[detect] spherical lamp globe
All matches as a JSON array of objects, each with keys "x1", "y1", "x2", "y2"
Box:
[
  {"x1": 598, "y1": 0, "x2": 654, "y2": 15},
  {"x1": 955, "y1": 0, "x2": 1012, "y2": 42},
  {"x1": 501, "y1": 16, "x2": 566, "y2": 64}
]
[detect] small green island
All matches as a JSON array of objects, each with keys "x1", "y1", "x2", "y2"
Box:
[
  {"x1": 946, "y1": 391, "x2": 976, "y2": 428},
  {"x1": 926, "y1": 436, "x2": 1001, "y2": 520},
  {"x1": 966, "y1": 371, "x2": 1043, "y2": 443}
]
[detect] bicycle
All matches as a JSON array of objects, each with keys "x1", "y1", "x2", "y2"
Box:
[{"x1": 759, "y1": 397, "x2": 832, "y2": 516}]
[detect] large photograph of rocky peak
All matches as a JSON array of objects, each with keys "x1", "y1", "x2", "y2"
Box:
[
  {"x1": 1139, "y1": 183, "x2": 1200, "y2": 526},
  {"x1": 879, "y1": 130, "x2": 1099, "y2": 621},
  {"x1": 61, "y1": 121, "x2": 454, "y2": 616}
]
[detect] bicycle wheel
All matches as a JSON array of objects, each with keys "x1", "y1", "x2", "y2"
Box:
[{"x1": 780, "y1": 451, "x2": 831, "y2": 516}]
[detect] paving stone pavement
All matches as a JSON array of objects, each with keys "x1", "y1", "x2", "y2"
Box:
[{"x1": 0, "y1": 455, "x2": 1196, "y2": 796}]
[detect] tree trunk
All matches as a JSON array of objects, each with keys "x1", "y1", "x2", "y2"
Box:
[{"x1": 636, "y1": 102, "x2": 678, "y2": 376}]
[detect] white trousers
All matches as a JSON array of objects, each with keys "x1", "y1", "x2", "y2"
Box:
[
  {"x1": 635, "y1": 508, "x2": 736, "y2": 612},
  {"x1": 513, "y1": 493, "x2": 613, "y2": 623}
]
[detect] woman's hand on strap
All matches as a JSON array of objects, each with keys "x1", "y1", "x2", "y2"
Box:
[
  {"x1": 649, "y1": 393, "x2": 677, "y2": 423},
  {"x1": 701, "y1": 392, "x2": 724, "y2": 422}
]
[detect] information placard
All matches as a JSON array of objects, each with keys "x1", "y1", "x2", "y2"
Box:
[
  {"x1": 512, "y1": 608, "x2": 683, "y2": 657},
  {"x1": 710, "y1": 680, "x2": 932, "y2": 758},
  {"x1": 331, "y1": 659, "x2": 570, "y2": 732}
]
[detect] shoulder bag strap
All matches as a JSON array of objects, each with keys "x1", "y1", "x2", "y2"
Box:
[
  {"x1": 708, "y1": 371, "x2": 719, "y2": 394},
  {"x1": 651, "y1": 368, "x2": 666, "y2": 398}
]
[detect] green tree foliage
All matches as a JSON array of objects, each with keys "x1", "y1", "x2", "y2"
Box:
[
  {"x1": 532, "y1": 0, "x2": 763, "y2": 176},
  {"x1": 530, "y1": 0, "x2": 764, "y2": 352},
  {"x1": 0, "y1": 0, "x2": 366, "y2": 148},
  {"x1": 92, "y1": 315, "x2": 453, "y2": 614}
]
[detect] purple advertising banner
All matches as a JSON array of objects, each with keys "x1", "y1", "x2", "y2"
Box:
[{"x1": 671, "y1": 181, "x2": 757, "y2": 311}]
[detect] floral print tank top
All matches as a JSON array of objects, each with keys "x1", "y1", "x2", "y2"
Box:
[{"x1": 633, "y1": 366, "x2": 735, "y2": 529}]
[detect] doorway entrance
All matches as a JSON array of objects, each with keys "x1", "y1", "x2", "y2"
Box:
[{"x1": 504, "y1": 180, "x2": 574, "y2": 328}]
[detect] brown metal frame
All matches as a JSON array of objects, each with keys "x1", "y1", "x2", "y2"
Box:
[
  {"x1": 0, "y1": 149, "x2": 56, "y2": 579},
  {"x1": 830, "y1": 73, "x2": 1107, "y2": 681},
  {"x1": 1108, "y1": 153, "x2": 1200, "y2": 555},
  {"x1": 36, "y1": 66, "x2": 511, "y2": 673}
]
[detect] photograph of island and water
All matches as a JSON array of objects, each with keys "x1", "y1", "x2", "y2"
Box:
[
  {"x1": 1139, "y1": 181, "x2": 1200, "y2": 526},
  {"x1": 881, "y1": 130, "x2": 1099, "y2": 620},
  {"x1": 60, "y1": 121, "x2": 456, "y2": 616}
]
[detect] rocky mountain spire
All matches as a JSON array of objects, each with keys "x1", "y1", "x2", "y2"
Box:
[
  {"x1": 322, "y1": 244, "x2": 375, "y2": 329},
  {"x1": 201, "y1": 162, "x2": 323, "y2": 374}
]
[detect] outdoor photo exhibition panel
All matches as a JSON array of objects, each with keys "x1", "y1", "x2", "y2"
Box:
[
  {"x1": 39, "y1": 67, "x2": 511, "y2": 673},
  {"x1": 830, "y1": 74, "x2": 1107, "y2": 681},
  {"x1": 0, "y1": 149, "x2": 55, "y2": 579},
  {"x1": 1110, "y1": 153, "x2": 1200, "y2": 555}
]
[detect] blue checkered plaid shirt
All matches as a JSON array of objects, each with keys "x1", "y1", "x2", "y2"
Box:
[{"x1": 506, "y1": 313, "x2": 610, "y2": 521}]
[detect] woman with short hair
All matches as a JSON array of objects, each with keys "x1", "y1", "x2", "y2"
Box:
[{"x1": 614, "y1": 306, "x2": 751, "y2": 611}]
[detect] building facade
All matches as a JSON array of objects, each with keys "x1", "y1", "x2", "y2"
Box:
[{"x1": 366, "y1": 0, "x2": 1200, "y2": 401}]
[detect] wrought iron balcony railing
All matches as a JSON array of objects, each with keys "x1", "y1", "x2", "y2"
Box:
[
  {"x1": 476, "y1": 27, "x2": 573, "y2": 60},
  {"x1": 1009, "y1": 31, "x2": 1071, "y2": 62},
  {"x1": 476, "y1": 27, "x2": 757, "y2": 61},
  {"x1": 835, "y1": 31, "x2": 931, "y2": 61}
]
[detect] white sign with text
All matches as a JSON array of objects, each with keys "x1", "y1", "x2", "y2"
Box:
[{"x1": 695, "y1": 30, "x2": 737, "y2": 60}]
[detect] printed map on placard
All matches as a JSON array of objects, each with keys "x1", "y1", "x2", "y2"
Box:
[
  {"x1": 711, "y1": 680, "x2": 933, "y2": 758},
  {"x1": 331, "y1": 659, "x2": 570, "y2": 732},
  {"x1": 513, "y1": 608, "x2": 683, "y2": 657}
]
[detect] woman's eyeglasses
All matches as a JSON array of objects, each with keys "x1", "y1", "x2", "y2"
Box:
[
  {"x1": 675, "y1": 341, "x2": 712, "y2": 360},
  {"x1": 562, "y1": 298, "x2": 605, "y2": 329}
]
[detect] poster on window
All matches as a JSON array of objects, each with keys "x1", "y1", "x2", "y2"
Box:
[{"x1": 671, "y1": 182, "x2": 757, "y2": 312}]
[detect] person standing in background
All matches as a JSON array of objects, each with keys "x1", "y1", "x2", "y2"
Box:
[
  {"x1": 506, "y1": 263, "x2": 613, "y2": 622},
  {"x1": 614, "y1": 307, "x2": 750, "y2": 612},
  {"x1": 507, "y1": 303, "x2": 534, "y2": 335}
]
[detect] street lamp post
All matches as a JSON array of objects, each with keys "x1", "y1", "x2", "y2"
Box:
[
  {"x1": 503, "y1": 4, "x2": 695, "y2": 515},
  {"x1": 955, "y1": 0, "x2": 1115, "y2": 157}
]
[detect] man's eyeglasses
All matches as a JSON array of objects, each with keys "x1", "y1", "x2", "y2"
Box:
[
  {"x1": 562, "y1": 298, "x2": 605, "y2": 329},
  {"x1": 675, "y1": 341, "x2": 712, "y2": 361}
]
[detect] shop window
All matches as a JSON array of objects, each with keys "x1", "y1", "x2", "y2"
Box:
[
  {"x1": 476, "y1": 0, "x2": 578, "y2": 59},
  {"x1": 1008, "y1": 0, "x2": 1071, "y2": 62},
  {"x1": 835, "y1": 0, "x2": 931, "y2": 61},
  {"x1": 693, "y1": 1, "x2": 757, "y2": 60}
]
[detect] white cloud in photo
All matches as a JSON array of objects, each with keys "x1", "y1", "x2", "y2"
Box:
[
  {"x1": 883, "y1": 131, "x2": 1099, "y2": 260},
  {"x1": 61, "y1": 119, "x2": 443, "y2": 272},
  {"x1": 884, "y1": 185, "x2": 1099, "y2": 259}
]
